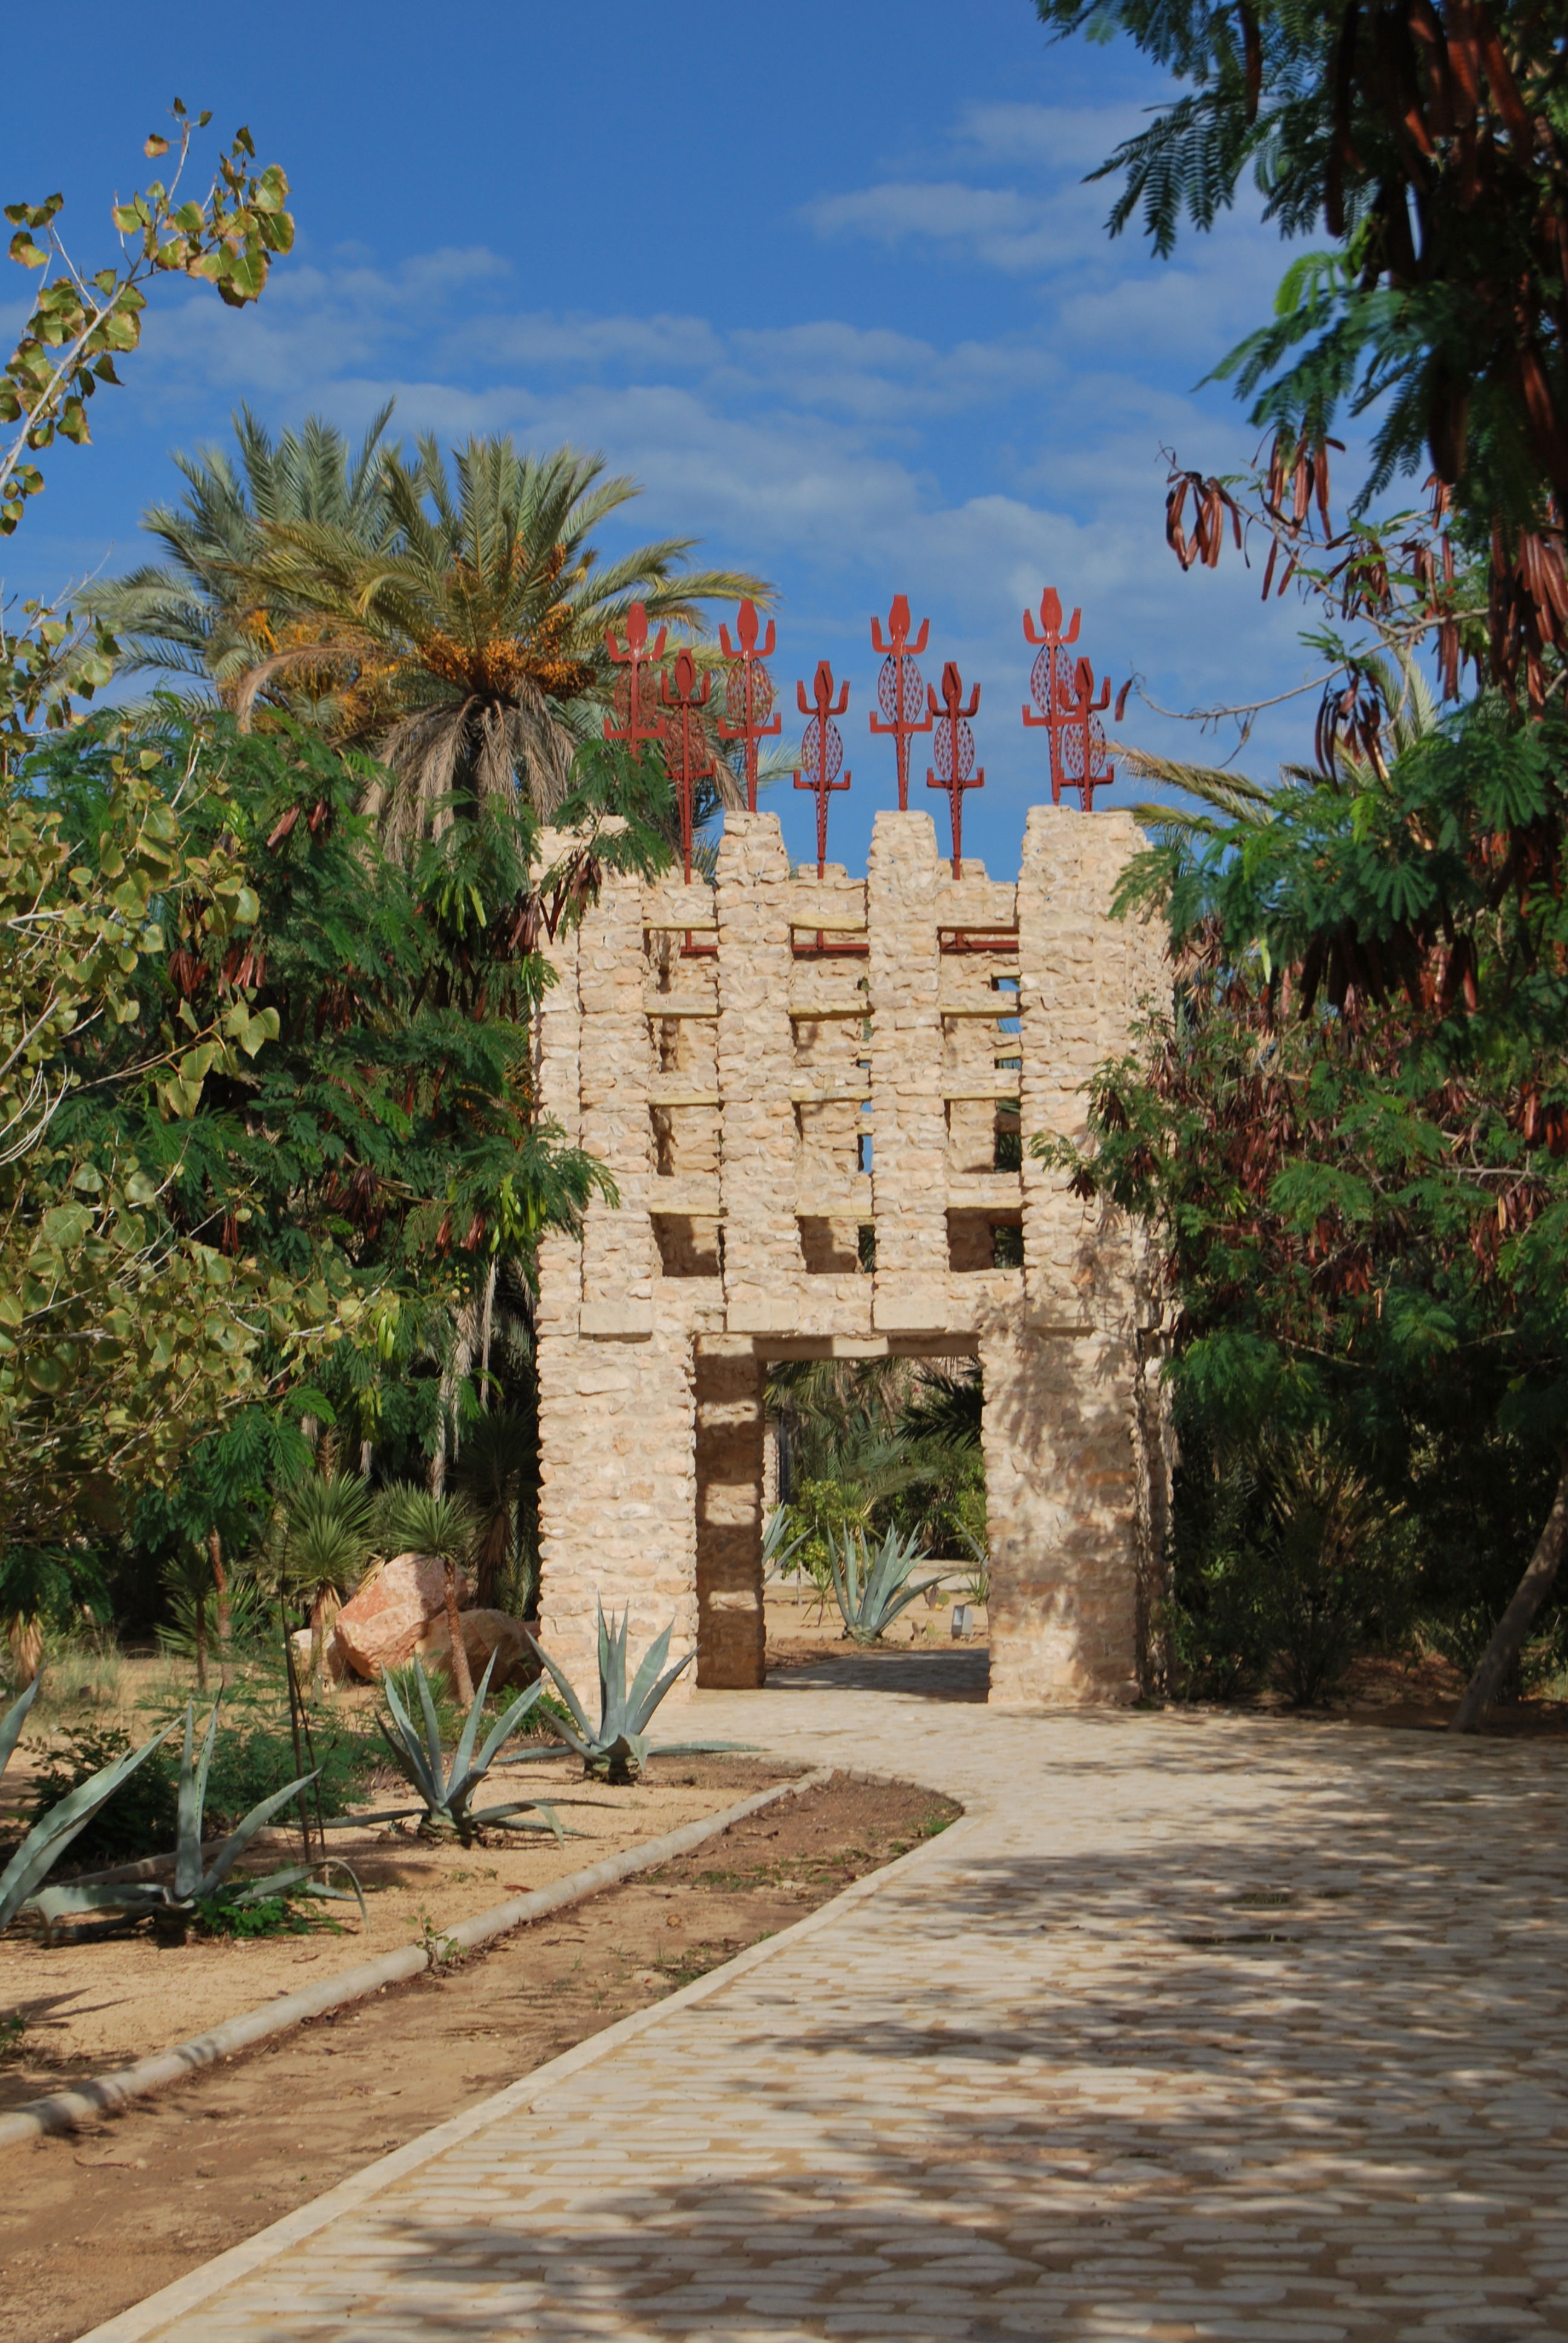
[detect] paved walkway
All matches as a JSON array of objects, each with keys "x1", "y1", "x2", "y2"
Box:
[{"x1": 91, "y1": 1660, "x2": 1568, "y2": 2342}]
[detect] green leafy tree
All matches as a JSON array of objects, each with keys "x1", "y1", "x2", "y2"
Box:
[
  {"x1": 1030, "y1": 0, "x2": 1568, "y2": 1723},
  {"x1": 1033, "y1": 1, "x2": 1568, "y2": 543},
  {"x1": 30, "y1": 715, "x2": 675, "y2": 1571}
]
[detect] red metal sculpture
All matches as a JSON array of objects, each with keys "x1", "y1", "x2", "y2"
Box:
[
  {"x1": 926, "y1": 660, "x2": 984, "y2": 877},
  {"x1": 659, "y1": 647, "x2": 715, "y2": 885},
  {"x1": 794, "y1": 661, "x2": 851, "y2": 880},
  {"x1": 604, "y1": 599, "x2": 670, "y2": 759},
  {"x1": 1021, "y1": 586, "x2": 1114, "y2": 810},
  {"x1": 717, "y1": 597, "x2": 780, "y2": 814},
  {"x1": 869, "y1": 594, "x2": 932, "y2": 810}
]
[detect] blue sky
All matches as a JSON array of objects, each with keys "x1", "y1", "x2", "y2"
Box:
[{"x1": 5, "y1": 0, "x2": 1324, "y2": 874}]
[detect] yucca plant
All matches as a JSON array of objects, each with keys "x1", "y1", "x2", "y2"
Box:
[
  {"x1": 359, "y1": 1653, "x2": 563, "y2": 1846},
  {"x1": 524, "y1": 1604, "x2": 712, "y2": 1783},
  {"x1": 376, "y1": 1484, "x2": 481, "y2": 1703},
  {"x1": 279, "y1": 1474, "x2": 376, "y2": 1699},
  {"x1": 0, "y1": 1679, "x2": 177, "y2": 1927},
  {"x1": 25, "y1": 1697, "x2": 363, "y2": 1943},
  {"x1": 828, "y1": 1523, "x2": 939, "y2": 1646}
]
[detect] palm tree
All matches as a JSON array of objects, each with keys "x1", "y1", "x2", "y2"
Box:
[
  {"x1": 108, "y1": 421, "x2": 769, "y2": 842},
  {"x1": 88, "y1": 403, "x2": 400, "y2": 710},
  {"x1": 453, "y1": 1406, "x2": 538, "y2": 1616}
]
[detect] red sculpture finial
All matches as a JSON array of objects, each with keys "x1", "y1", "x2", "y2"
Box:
[
  {"x1": 717, "y1": 597, "x2": 780, "y2": 814},
  {"x1": 658, "y1": 646, "x2": 714, "y2": 885},
  {"x1": 1022, "y1": 586, "x2": 1113, "y2": 808},
  {"x1": 926, "y1": 660, "x2": 984, "y2": 878},
  {"x1": 794, "y1": 660, "x2": 851, "y2": 879},
  {"x1": 604, "y1": 599, "x2": 670, "y2": 759},
  {"x1": 869, "y1": 594, "x2": 932, "y2": 809}
]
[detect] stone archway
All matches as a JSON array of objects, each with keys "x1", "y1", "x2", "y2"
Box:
[{"x1": 531, "y1": 804, "x2": 1169, "y2": 1709}]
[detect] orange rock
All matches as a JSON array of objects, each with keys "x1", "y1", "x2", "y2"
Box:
[
  {"x1": 416, "y1": 1607, "x2": 532, "y2": 1690},
  {"x1": 334, "y1": 1553, "x2": 473, "y2": 1681}
]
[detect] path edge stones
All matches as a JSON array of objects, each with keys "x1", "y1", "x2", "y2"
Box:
[
  {"x1": 0, "y1": 1766, "x2": 837, "y2": 2156},
  {"x1": 76, "y1": 1798, "x2": 986, "y2": 2343}
]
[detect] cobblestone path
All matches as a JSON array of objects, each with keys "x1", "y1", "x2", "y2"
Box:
[{"x1": 91, "y1": 1662, "x2": 1568, "y2": 2342}]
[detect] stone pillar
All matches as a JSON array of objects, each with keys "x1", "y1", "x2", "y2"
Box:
[
  {"x1": 716, "y1": 814, "x2": 800, "y2": 1334},
  {"x1": 867, "y1": 811, "x2": 948, "y2": 1332},
  {"x1": 534, "y1": 858, "x2": 699, "y2": 1706},
  {"x1": 982, "y1": 802, "x2": 1154, "y2": 1705},
  {"x1": 980, "y1": 1318, "x2": 1141, "y2": 1706},
  {"x1": 694, "y1": 1337, "x2": 766, "y2": 1688},
  {"x1": 577, "y1": 865, "x2": 657, "y2": 1339},
  {"x1": 535, "y1": 1319, "x2": 699, "y2": 1705}
]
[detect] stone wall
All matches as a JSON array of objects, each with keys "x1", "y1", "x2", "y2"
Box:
[{"x1": 532, "y1": 805, "x2": 1168, "y2": 1709}]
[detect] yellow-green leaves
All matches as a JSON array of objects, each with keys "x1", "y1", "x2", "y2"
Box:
[{"x1": 1, "y1": 110, "x2": 293, "y2": 532}]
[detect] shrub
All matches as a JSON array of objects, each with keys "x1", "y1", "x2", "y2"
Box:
[{"x1": 24, "y1": 1717, "x2": 381, "y2": 1867}]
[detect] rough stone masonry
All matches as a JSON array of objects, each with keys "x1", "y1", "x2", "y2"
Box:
[{"x1": 532, "y1": 804, "x2": 1170, "y2": 1707}]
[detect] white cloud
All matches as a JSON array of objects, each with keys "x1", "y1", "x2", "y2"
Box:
[
  {"x1": 801, "y1": 181, "x2": 1091, "y2": 274},
  {"x1": 952, "y1": 99, "x2": 1144, "y2": 171}
]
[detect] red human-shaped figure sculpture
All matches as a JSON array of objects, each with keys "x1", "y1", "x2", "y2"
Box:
[
  {"x1": 869, "y1": 593, "x2": 933, "y2": 810},
  {"x1": 659, "y1": 647, "x2": 715, "y2": 885},
  {"x1": 1021, "y1": 586, "x2": 1114, "y2": 809},
  {"x1": 926, "y1": 660, "x2": 984, "y2": 877},
  {"x1": 794, "y1": 661, "x2": 851, "y2": 880},
  {"x1": 717, "y1": 597, "x2": 780, "y2": 813},
  {"x1": 604, "y1": 600, "x2": 670, "y2": 759}
]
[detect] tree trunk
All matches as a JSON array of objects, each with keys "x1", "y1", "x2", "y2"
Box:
[
  {"x1": 443, "y1": 1559, "x2": 475, "y2": 1706},
  {"x1": 208, "y1": 1527, "x2": 229, "y2": 1647},
  {"x1": 1452, "y1": 1455, "x2": 1568, "y2": 1732},
  {"x1": 309, "y1": 1588, "x2": 327, "y2": 1705}
]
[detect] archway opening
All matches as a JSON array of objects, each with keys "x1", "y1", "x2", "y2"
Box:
[{"x1": 694, "y1": 1351, "x2": 990, "y2": 1687}]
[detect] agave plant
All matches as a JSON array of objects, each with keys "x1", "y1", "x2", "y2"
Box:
[
  {"x1": 0, "y1": 1680, "x2": 177, "y2": 1927},
  {"x1": 524, "y1": 1604, "x2": 716, "y2": 1783},
  {"x1": 828, "y1": 1523, "x2": 941, "y2": 1647},
  {"x1": 954, "y1": 1527, "x2": 991, "y2": 1610},
  {"x1": 361, "y1": 1653, "x2": 563, "y2": 1846},
  {"x1": 760, "y1": 1507, "x2": 810, "y2": 1582},
  {"x1": 27, "y1": 1699, "x2": 362, "y2": 1943}
]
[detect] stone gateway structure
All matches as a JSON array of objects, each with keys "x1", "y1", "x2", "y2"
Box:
[{"x1": 532, "y1": 803, "x2": 1170, "y2": 1708}]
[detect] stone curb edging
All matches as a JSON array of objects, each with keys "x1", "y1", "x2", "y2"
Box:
[
  {"x1": 77, "y1": 1797, "x2": 985, "y2": 2343},
  {"x1": 0, "y1": 1766, "x2": 833, "y2": 2155}
]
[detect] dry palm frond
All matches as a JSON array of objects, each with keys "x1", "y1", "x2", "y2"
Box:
[{"x1": 1113, "y1": 741, "x2": 1292, "y2": 840}]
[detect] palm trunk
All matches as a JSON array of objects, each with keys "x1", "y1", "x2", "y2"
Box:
[
  {"x1": 479, "y1": 1258, "x2": 497, "y2": 1402},
  {"x1": 6, "y1": 1614, "x2": 42, "y2": 1688},
  {"x1": 1451, "y1": 1456, "x2": 1568, "y2": 1732},
  {"x1": 443, "y1": 1559, "x2": 474, "y2": 1705}
]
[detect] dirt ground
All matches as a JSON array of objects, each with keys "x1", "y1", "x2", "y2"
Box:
[
  {"x1": 0, "y1": 1771, "x2": 958, "y2": 2343},
  {"x1": 0, "y1": 1755, "x2": 795, "y2": 2080}
]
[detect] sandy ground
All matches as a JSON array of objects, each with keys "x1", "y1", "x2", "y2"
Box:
[
  {"x1": 0, "y1": 1773, "x2": 958, "y2": 2343},
  {"x1": 0, "y1": 1754, "x2": 795, "y2": 2083}
]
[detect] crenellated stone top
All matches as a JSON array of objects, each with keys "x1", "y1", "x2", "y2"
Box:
[{"x1": 533, "y1": 804, "x2": 1164, "y2": 1354}]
